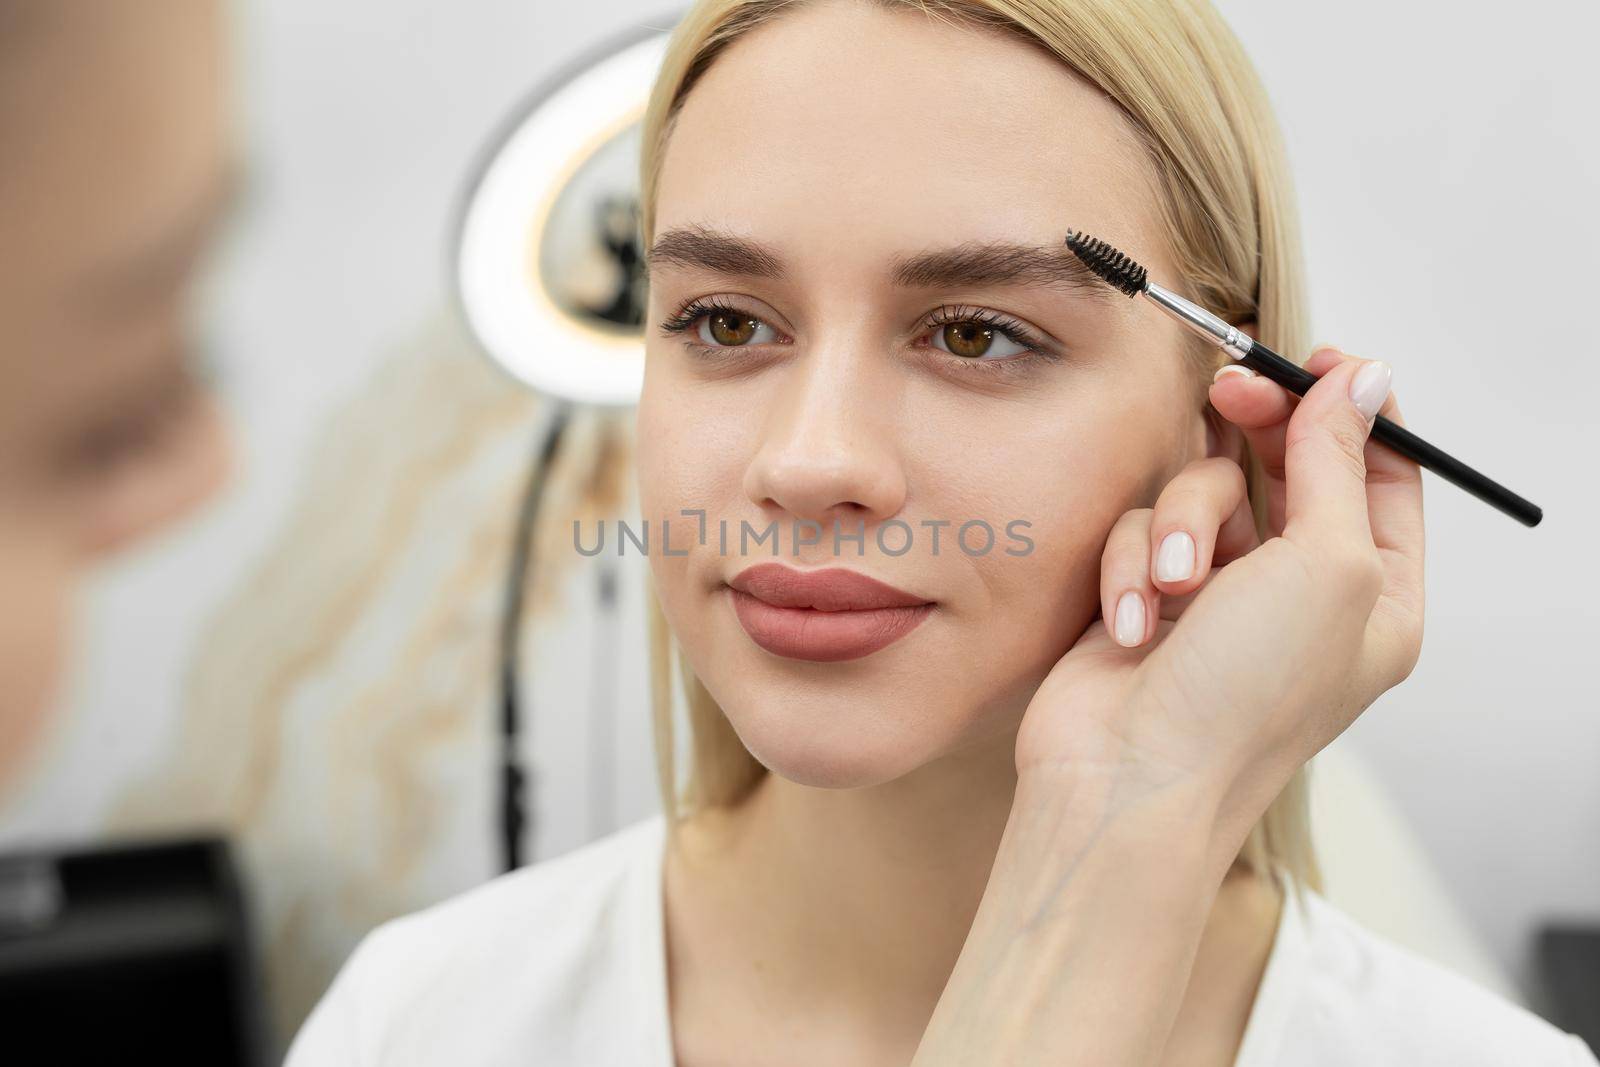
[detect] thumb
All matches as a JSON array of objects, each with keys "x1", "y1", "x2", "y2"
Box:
[{"x1": 1281, "y1": 348, "x2": 1392, "y2": 546}]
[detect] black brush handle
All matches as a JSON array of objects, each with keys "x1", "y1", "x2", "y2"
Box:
[{"x1": 1237, "y1": 341, "x2": 1543, "y2": 527}]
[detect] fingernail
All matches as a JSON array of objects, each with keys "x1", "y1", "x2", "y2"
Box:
[
  {"x1": 1213, "y1": 364, "x2": 1257, "y2": 383},
  {"x1": 1114, "y1": 591, "x2": 1145, "y2": 646},
  {"x1": 1349, "y1": 359, "x2": 1392, "y2": 421},
  {"x1": 1155, "y1": 530, "x2": 1195, "y2": 582}
]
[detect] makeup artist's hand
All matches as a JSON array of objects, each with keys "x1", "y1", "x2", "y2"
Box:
[
  {"x1": 915, "y1": 347, "x2": 1424, "y2": 1067},
  {"x1": 1018, "y1": 345, "x2": 1425, "y2": 859}
]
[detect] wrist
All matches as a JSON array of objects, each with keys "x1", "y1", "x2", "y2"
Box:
[
  {"x1": 915, "y1": 766, "x2": 1228, "y2": 1065},
  {"x1": 1006, "y1": 764, "x2": 1229, "y2": 913}
]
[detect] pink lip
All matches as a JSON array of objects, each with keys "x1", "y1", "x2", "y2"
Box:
[{"x1": 725, "y1": 562, "x2": 935, "y2": 662}]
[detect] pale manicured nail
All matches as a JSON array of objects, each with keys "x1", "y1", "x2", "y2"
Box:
[
  {"x1": 1213, "y1": 364, "x2": 1257, "y2": 383},
  {"x1": 1114, "y1": 591, "x2": 1145, "y2": 646},
  {"x1": 1349, "y1": 359, "x2": 1392, "y2": 421},
  {"x1": 1155, "y1": 530, "x2": 1195, "y2": 582}
]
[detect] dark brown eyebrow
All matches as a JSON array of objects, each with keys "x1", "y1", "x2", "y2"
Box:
[
  {"x1": 647, "y1": 224, "x2": 788, "y2": 280},
  {"x1": 647, "y1": 224, "x2": 1116, "y2": 302}
]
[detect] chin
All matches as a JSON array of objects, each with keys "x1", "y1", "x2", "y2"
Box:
[{"x1": 720, "y1": 692, "x2": 954, "y2": 790}]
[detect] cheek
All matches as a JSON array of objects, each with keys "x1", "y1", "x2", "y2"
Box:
[
  {"x1": 634, "y1": 367, "x2": 740, "y2": 627},
  {"x1": 926, "y1": 391, "x2": 1154, "y2": 545},
  {"x1": 958, "y1": 404, "x2": 1169, "y2": 642},
  {"x1": 635, "y1": 396, "x2": 686, "y2": 603},
  {"x1": 638, "y1": 348, "x2": 717, "y2": 500},
  {"x1": 635, "y1": 383, "x2": 721, "y2": 519},
  {"x1": 0, "y1": 535, "x2": 72, "y2": 794}
]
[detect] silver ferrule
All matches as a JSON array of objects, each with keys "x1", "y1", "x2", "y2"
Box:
[{"x1": 1143, "y1": 281, "x2": 1252, "y2": 360}]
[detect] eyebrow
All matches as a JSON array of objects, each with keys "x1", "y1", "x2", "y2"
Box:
[{"x1": 646, "y1": 224, "x2": 1116, "y2": 302}]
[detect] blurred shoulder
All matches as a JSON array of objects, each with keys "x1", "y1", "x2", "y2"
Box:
[
  {"x1": 1268, "y1": 887, "x2": 1597, "y2": 1066},
  {"x1": 285, "y1": 812, "x2": 668, "y2": 1066},
  {"x1": 355, "y1": 811, "x2": 665, "y2": 962}
]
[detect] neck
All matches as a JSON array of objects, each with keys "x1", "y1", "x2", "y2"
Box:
[
  {"x1": 677, "y1": 725, "x2": 1023, "y2": 1034},
  {"x1": 664, "y1": 726, "x2": 1281, "y2": 1063}
]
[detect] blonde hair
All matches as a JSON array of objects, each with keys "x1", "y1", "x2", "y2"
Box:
[{"x1": 638, "y1": 0, "x2": 1319, "y2": 888}]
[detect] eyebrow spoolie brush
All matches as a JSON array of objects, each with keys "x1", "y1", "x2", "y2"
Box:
[{"x1": 1063, "y1": 230, "x2": 1542, "y2": 528}]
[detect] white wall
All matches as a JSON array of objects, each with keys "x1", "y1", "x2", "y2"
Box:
[{"x1": 1, "y1": 0, "x2": 1595, "y2": 1023}]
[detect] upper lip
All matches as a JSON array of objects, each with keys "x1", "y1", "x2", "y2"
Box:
[{"x1": 728, "y1": 562, "x2": 932, "y2": 611}]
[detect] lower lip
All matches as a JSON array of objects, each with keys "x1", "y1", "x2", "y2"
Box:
[{"x1": 728, "y1": 588, "x2": 934, "y2": 662}]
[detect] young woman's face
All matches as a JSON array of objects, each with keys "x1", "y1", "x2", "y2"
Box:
[
  {"x1": 0, "y1": 1, "x2": 231, "y2": 787},
  {"x1": 638, "y1": 0, "x2": 1216, "y2": 786}
]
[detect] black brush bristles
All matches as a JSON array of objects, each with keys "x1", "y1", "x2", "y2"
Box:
[{"x1": 1064, "y1": 230, "x2": 1148, "y2": 297}]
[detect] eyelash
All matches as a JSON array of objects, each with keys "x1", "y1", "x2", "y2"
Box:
[{"x1": 656, "y1": 297, "x2": 1056, "y2": 377}]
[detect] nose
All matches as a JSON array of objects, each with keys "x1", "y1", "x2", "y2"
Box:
[{"x1": 741, "y1": 335, "x2": 907, "y2": 536}]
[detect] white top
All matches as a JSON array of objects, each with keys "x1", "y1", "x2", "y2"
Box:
[{"x1": 284, "y1": 812, "x2": 1597, "y2": 1066}]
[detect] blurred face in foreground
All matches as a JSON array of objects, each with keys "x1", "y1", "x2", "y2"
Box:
[{"x1": 0, "y1": 0, "x2": 232, "y2": 789}]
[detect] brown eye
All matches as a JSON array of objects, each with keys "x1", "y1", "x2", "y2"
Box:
[
  {"x1": 927, "y1": 312, "x2": 1033, "y2": 361},
  {"x1": 941, "y1": 322, "x2": 996, "y2": 358},
  {"x1": 707, "y1": 310, "x2": 759, "y2": 346},
  {"x1": 661, "y1": 298, "x2": 781, "y2": 349}
]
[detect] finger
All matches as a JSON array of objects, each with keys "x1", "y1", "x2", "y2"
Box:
[
  {"x1": 1155, "y1": 563, "x2": 1227, "y2": 621},
  {"x1": 1147, "y1": 456, "x2": 1259, "y2": 598},
  {"x1": 1360, "y1": 386, "x2": 1426, "y2": 690},
  {"x1": 1100, "y1": 508, "x2": 1159, "y2": 648},
  {"x1": 1211, "y1": 346, "x2": 1347, "y2": 433},
  {"x1": 1208, "y1": 362, "x2": 1295, "y2": 436},
  {"x1": 1208, "y1": 347, "x2": 1351, "y2": 531},
  {"x1": 1221, "y1": 351, "x2": 1423, "y2": 696},
  {"x1": 1282, "y1": 353, "x2": 1393, "y2": 552},
  {"x1": 1359, "y1": 386, "x2": 1424, "y2": 558}
]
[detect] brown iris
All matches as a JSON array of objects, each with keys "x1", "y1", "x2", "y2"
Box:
[
  {"x1": 708, "y1": 310, "x2": 759, "y2": 345},
  {"x1": 941, "y1": 322, "x2": 995, "y2": 358}
]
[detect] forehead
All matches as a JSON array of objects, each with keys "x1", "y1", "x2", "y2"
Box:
[{"x1": 654, "y1": 0, "x2": 1161, "y2": 274}]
